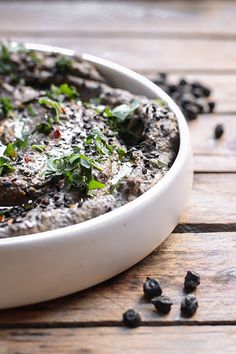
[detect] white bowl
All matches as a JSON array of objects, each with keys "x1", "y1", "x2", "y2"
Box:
[{"x1": 0, "y1": 44, "x2": 193, "y2": 309}]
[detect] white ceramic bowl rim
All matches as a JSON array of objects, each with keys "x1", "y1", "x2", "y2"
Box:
[{"x1": 0, "y1": 43, "x2": 189, "y2": 247}]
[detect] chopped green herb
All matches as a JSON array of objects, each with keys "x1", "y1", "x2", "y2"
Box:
[
  {"x1": 3, "y1": 137, "x2": 28, "y2": 160},
  {"x1": 31, "y1": 144, "x2": 46, "y2": 153},
  {"x1": 88, "y1": 178, "x2": 105, "y2": 191},
  {"x1": 50, "y1": 83, "x2": 78, "y2": 100},
  {"x1": 86, "y1": 129, "x2": 114, "y2": 157},
  {"x1": 35, "y1": 118, "x2": 54, "y2": 135},
  {"x1": 28, "y1": 50, "x2": 42, "y2": 64},
  {"x1": 45, "y1": 151, "x2": 104, "y2": 192},
  {"x1": 0, "y1": 44, "x2": 15, "y2": 75},
  {"x1": 0, "y1": 156, "x2": 15, "y2": 176},
  {"x1": 102, "y1": 99, "x2": 144, "y2": 145},
  {"x1": 103, "y1": 106, "x2": 113, "y2": 118},
  {"x1": 117, "y1": 146, "x2": 126, "y2": 160},
  {"x1": 150, "y1": 158, "x2": 167, "y2": 168},
  {"x1": 0, "y1": 96, "x2": 13, "y2": 117},
  {"x1": 104, "y1": 99, "x2": 141, "y2": 123},
  {"x1": 14, "y1": 137, "x2": 29, "y2": 150},
  {"x1": 55, "y1": 56, "x2": 73, "y2": 73},
  {"x1": 111, "y1": 104, "x2": 132, "y2": 123},
  {"x1": 4, "y1": 143, "x2": 17, "y2": 160},
  {"x1": 0, "y1": 44, "x2": 11, "y2": 62},
  {"x1": 39, "y1": 97, "x2": 62, "y2": 122},
  {"x1": 27, "y1": 104, "x2": 36, "y2": 116}
]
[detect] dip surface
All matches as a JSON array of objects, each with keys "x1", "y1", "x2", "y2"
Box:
[{"x1": 0, "y1": 43, "x2": 179, "y2": 238}]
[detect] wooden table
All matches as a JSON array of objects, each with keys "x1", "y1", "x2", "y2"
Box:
[{"x1": 0, "y1": 1, "x2": 236, "y2": 352}]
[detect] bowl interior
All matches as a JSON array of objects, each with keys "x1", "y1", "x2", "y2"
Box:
[{"x1": 0, "y1": 43, "x2": 191, "y2": 246}]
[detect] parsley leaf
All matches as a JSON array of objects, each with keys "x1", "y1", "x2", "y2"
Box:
[
  {"x1": 27, "y1": 104, "x2": 36, "y2": 116},
  {"x1": 86, "y1": 129, "x2": 115, "y2": 157},
  {"x1": 103, "y1": 100, "x2": 144, "y2": 146},
  {"x1": 3, "y1": 138, "x2": 28, "y2": 161},
  {"x1": 0, "y1": 44, "x2": 14, "y2": 75},
  {"x1": 4, "y1": 143, "x2": 17, "y2": 160},
  {"x1": 0, "y1": 156, "x2": 15, "y2": 176},
  {"x1": 104, "y1": 99, "x2": 141, "y2": 123},
  {"x1": 0, "y1": 96, "x2": 13, "y2": 118},
  {"x1": 39, "y1": 97, "x2": 62, "y2": 122},
  {"x1": 150, "y1": 158, "x2": 167, "y2": 168},
  {"x1": 31, "y1": 144, "x2": 46, "y2": 153},
  {"x1": 55, "y1": 56, "x2": 73, "y2": 73},
  {"x1": 45, "y1": 151, "x2": 104, "y2": 192},
  {"x1": 50, "y1": 84, "x2": 78, "y2": 100},
  {"x1": 34, "y1": 118, "x2": 54, "y2": 135},
  {"x1": 88, "y1": 179, "x2": 105, "y2": 191}
]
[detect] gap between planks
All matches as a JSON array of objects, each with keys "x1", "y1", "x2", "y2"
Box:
[
  {"x1": 1, "y1": 232, "x2": 236, "y2": 325},
  {"x1": 174, "y1": 223, "x2": 236, "y2": 233},
  {"x1": 2, "y1": 320, "x2": 236, "y2": 329}
]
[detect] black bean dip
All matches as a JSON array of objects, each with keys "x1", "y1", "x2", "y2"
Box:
[{"x1": 0, "y1": 43, "x2": 179, "y2": 238}]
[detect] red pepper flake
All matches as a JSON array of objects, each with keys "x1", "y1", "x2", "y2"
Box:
[
  {"x1": 0, "y1": 215, "x2": 5, "y2": 222},
  {"x1": 61, "y1": 106, "x2": 66, "y2": 114},
  {"x1": 24, "y1": 156, "x2": 32, "y2": 163},
  {"x1": 52, "y1": 128, "x2": 62, "y2": 139}
]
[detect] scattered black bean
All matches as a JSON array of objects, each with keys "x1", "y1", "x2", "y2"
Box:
[
  {"x1": 122, "y1": 309, "x2": 141, "y2": 328},
  {"x1": 143, "y1": 277, "x2": 162, "y2": 300},
  {"x1": 151, "y1": 295, "x2": 173, "y2": 314},
  {"x1": 151, "y1": 73, "x2": 215, "y2": 121},
  {"x1": 214, "y1": 124, "x2": 224, "y2": 139},
  {"x1": 181, "y1": 294, "x2": 198, "y2": 317},
  {"x1": 208, "y1": 101, "x2": 215, "y2": 113},
  {"x1": 184, "y1": 271, "x2": 200, "y2": 292}
]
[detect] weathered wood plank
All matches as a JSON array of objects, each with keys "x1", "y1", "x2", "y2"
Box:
[
  {"x1": 0, "y1": 36, "x2": 236, "y2": 71},
  {"x1": 190, "y1": 114, "x2": 236, "y2": 172},
  {"x1": 1, "y1": 327, "x2": 236, "y2": 354},
  {"x1": 1, "y1": 0, "x2": 236, "y2": 36},
  {"x1": 1, "y1": 232, "x2": 236, "y2": 325},
  {"x1": 194, "y1": 155, "x2": 236, "y2": 173},
  {"x1": 182, "y1": 174, "x2": 236, "y2": 223},
  {"x1": 191, "y1": 114, "x2": 235, "y2": 157}
]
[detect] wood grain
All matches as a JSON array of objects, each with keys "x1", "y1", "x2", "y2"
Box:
[
  {"x1": 0, "y1": 1, "x2": 236, "y2": 351},
  {"x1": 181, "y1": 174, "x2": 236, "y2": 224},
  {"x1": 1, "y1": 232, "x2": 236, "y2": 325},
  {"x1": 1, "y1": 326, "x2": 236, "y2": 354},
  {"x1": 190, "y1": 114, "x2": 236, "y2": 172},
  {"x1": 1, "y1": 36, "x2": 236, "y2": 71},
  {"x1": 0, "y1": 0, "x2": 236, "y2": 36}
]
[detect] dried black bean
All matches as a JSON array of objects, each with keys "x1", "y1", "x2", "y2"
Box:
[
  {"x1": 182, "y1": 107, "x2": 198, "y2": 121},
  {"x1": 214, "y1": 124, "x2": 224, "y2": 139},
  {"x1": 151, "y1": 73, "x2": 215, "y2": 122},
  {"x1": 122, "y1": 309, "x2": 141, "y2": 328},
  {"x1": 181, "y1": 294, "x2": 198, "y2": 317},
  {"x1": 179, "y1": 78, "x2": 187, "y2": 86},
  {"x1": 143, "y1": 277, "x2": 162, "y2": 300},
  {"x1": 151, "y1": 295, "x2": 173, "y2": 314},
  {"x1": 208, "y1": 101, "x2": 215, "y2": 113},
  {"x1": 184, "y1": 271, "x2": 200, "y2": 292}
]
